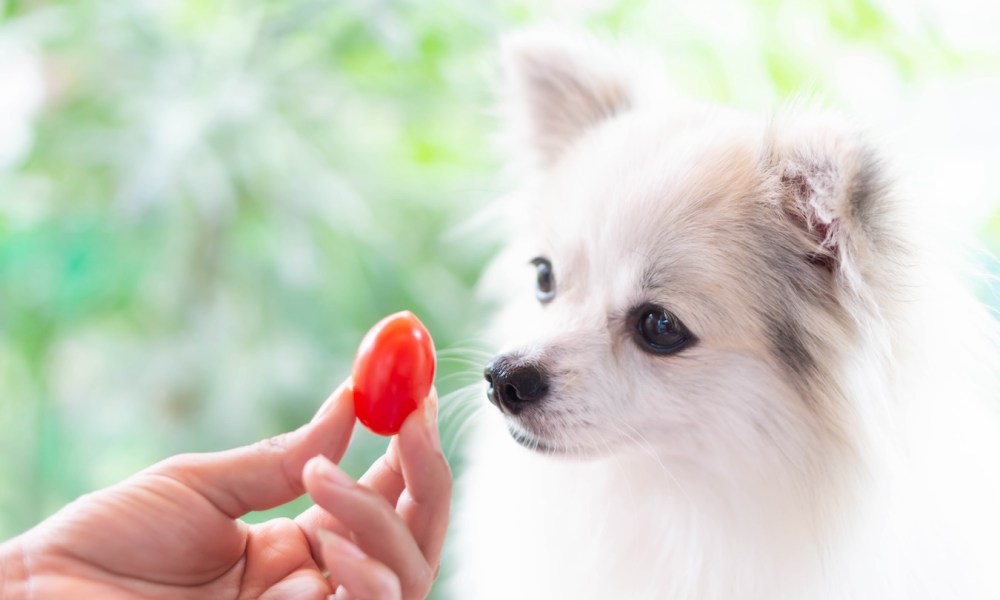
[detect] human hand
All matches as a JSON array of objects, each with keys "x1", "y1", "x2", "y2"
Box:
[
  {"x1": 0, "y1": 381, "x2": 451, "y2": 600},
  {"x1": 299, "y1": 386, "x2": 451, "y2": 599}
]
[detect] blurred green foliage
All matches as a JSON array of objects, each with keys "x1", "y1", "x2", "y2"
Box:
[{"x1": 1, "y1": 0, "x2": 998, "y2": 595}]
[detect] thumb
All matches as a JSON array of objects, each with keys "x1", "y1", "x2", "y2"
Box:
[{"x1": 148, "y1": 380, "x2": 357, "y2": 518}]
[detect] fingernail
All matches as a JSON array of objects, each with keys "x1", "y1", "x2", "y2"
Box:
[
  {"x1": 317, "y1": 529, "x2": 366, "y2": 560},
  {"x1": 312, "y1": 379, "x2": 352, "y2": 424},
  {"x1": 423, "y1": 387, "x2": 442, "y2": 453},
  {"x1": 310, "y1": 454, "x2": 354, "y2": 488}
]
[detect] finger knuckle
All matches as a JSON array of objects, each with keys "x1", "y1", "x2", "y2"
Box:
[
  {"x1": 253, "y1": 432, "x2": 294, "y2": 455},
  {"x1": 421, "y1": 566, "x2": 436, "y2": 590},
  {"x1": 440, "y1": 462, "x2": 454, "y2": 493},
  {"x1": 423, "y1": 460, "x2": 453, "y2": 503},
  {"x1": 402, "y1": 564, "x2": 434, "y2": 599},
  {"x1": 379, "y1": 452, "x2": 403, "y2": 478},
  {"x1": 147, "y1": 453, "x2": 202, "y2": 482},
  {"x1": 376, "y1": 569, "x2": 402, "y2": 599},
  {"x1": 154, "y1": 452, "x2": 194, "y2": 473}
]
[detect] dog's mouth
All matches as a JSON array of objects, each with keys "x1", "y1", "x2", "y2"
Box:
[
  {"x1": 506, "y1": 417, "x2": 641, "y2": 460},
  {"x1": 507, "y1": 423, "x2": 568, "y2": 455},
  {"x1": 505, "y1": 422, "x2": 589, "y2": 457}
]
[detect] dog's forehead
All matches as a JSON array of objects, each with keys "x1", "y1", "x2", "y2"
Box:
[{"x1": 539, "y1": 112, "x2": 766, "y2": 286}]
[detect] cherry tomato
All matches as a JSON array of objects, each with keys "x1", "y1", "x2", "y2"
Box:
[{"x1": 352, "y1": 311, "x2": 436, "y2": 436}]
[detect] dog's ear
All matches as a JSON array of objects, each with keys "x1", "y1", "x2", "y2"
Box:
[
  {"x1": 768, "y1": 113, "x2": 890, "y2": 283},
  {"x1": 501, "y1": 30, "x2": 637, "y2": 167}
]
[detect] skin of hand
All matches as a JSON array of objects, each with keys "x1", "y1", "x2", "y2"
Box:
[{"x1": 0, "y1": 381, "x2": 451, "y2": 600}]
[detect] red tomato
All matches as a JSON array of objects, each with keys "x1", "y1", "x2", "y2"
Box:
[{"x1": 352, "y1": 311, "x2": 436, "y2": 435}]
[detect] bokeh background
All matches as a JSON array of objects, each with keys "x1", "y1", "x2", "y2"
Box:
[{"x1": 1, "y1": 0, "x2": 999, "y2": 595}]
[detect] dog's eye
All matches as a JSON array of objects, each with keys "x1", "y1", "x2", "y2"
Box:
[
  {"x1": 633, "y1": 304, "x2": 691, "y2": 354},
  {"x1": 531, "y1": 257, "x2": 555, "y2": 303}
]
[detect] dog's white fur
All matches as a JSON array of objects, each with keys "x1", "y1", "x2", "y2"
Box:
[{"x1": 450, "y1": 31, "x2": 1000, "y2": 599}]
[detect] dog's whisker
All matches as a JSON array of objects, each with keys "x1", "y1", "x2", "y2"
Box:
[
  {"x1": 436, "y1": 350, "x2": 489, "y2": 360},
  {"x1": 445, "y1": 412, "x2": 484, "y2": 458},
  {"x1": 439, "y1": 383, "x2": 481, "y2": 416},
  {"x1": 436, "y1": 357, "x2": 490, "y2": 371},
  {"x1": 435, "y1": 371, "x2": 486, "y2": 387},
  {"x1": 436, "y1": 344, "x2": 493, "y2": 359},
  {"x1": 441, "y1": 397, "x2": 482, "y2": 435},
  {"x1": 438, "y1": 384, "x2": 487, "y2": 455},
  {"x1": 437, "y1": 336, "x2": 492, "y2": 349},
  {"x1": 439, "y1": 385, "x2": 485, "y2": 423}
]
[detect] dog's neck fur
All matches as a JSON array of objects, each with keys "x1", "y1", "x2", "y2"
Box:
[{"x1": 453, "y1": 412, "x2": 844, "y2": 599}]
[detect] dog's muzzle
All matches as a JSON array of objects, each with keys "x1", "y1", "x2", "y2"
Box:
[{"x1": 483, "y1": 356, "x2": 549, "y2": 415}]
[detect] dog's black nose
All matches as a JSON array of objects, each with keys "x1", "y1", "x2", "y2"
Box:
[{"x1": 483, "y1": 357, "x2": 549, "y2": 415}]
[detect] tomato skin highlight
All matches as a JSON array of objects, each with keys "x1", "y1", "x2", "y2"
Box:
[{"x1": 352, "y1": 311, "x2": 436, "y2": 436}]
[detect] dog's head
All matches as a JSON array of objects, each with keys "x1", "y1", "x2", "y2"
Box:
[{"x1": 483, "y1": 32, "x2": 904, "y2": 479}]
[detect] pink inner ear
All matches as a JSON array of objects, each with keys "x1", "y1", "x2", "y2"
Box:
[
  {"x1": 781, "y1": 172, "x2": 837, "y2": 270},
  {"x1": 812, "y1": 220, "x2": 832, "y2": 245}
]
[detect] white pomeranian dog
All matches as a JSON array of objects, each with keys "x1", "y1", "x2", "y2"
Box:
[{"x1": 449, "y1": 31, "x2": 1000, "y2": 600}]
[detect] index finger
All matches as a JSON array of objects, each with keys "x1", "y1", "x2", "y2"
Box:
[{"x1": 148, "y1": 379, "x2": 356, "y2": 518}]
